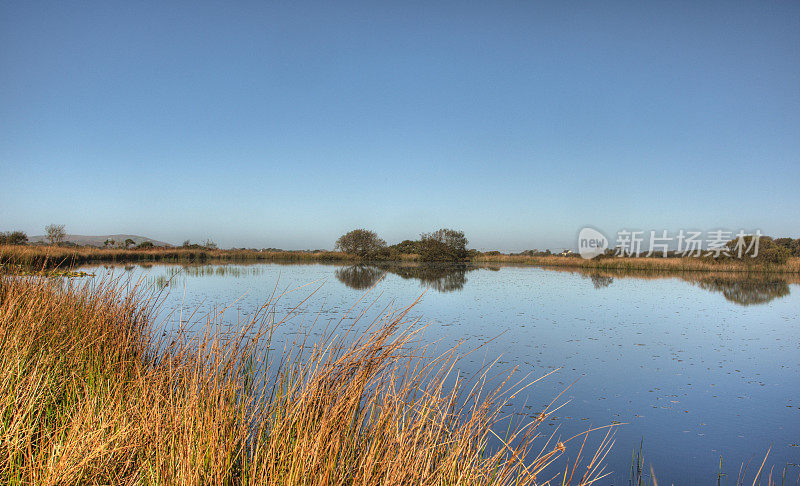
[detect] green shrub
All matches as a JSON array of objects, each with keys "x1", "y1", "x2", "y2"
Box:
[
  {"x1": 774, "y1": 237, "x2": 800, "y2": 257},
  {"x1": 389, "y1": 239, "x2": 420, "y2": 255},
  {"x1": 724, "y1": 235, "x2": 790, "y2": 264},
  {"x1": 0, "y1": 230, "x2": 27, "y2": 245},
  {"x1": 335, "y1": 229, "x2": 387, "y2": 258},
  {"x1": 418, "y1": 229, "x2": 469, "y2": 262}
]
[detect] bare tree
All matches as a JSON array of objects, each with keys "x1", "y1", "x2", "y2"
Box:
[{"x1": 45, "y1": 224, "x2": 66, "y2": 246}]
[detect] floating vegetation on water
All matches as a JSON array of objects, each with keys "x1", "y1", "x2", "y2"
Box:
[{"x1": 0, "y1": 263, "x2": 93, "y2": 278}]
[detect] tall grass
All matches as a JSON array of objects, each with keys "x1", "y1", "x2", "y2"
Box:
[
  {"x1": 471, "y1": 254, "x2": 800, "y2": 274},
  {"x1": 0, "y1": 274, "x2": 615, "y2": 485},
  {"x1": 5, "y1": 245, "x2": 799, "y2": 274},
  {"x1": 0, "y1": 245, "x2": 354, "y2": 269}
]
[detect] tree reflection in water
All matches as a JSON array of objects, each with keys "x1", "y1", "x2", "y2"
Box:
[
  {"x1": 335, "y1": 263, "x2": 492, "y2": 293},
  {"x1": 696, "y1": 277, "x2": 790, "y2": 306},
  {"x1": 573, "y1": 267, "x2": 793, "y2": 306},
  {"x1": 333, "y1": 265, "x2": 386, "y2": 290},
  {"x1": 585, "y1": 273, "x2": 614, "y2": 289},
  {"x1": 385, "y1": 264, "x2": 470, "y2": 292},
  {"x1": 335, "y1": 263, "x2": 794, "y2": 305}
]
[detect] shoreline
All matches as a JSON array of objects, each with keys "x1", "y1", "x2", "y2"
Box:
[
  {"x1": 472, "y1": 254, "x2": 800, "y2": 274},
  {"x1": 2, "y1": 244, "x2": 799, "y2": 274}
]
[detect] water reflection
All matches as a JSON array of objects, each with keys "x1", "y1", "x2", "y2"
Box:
[
  {"x1": 182, "y1": 265, "x2": 267, "y2": 278},
  {"x1": 695, "y1": 276, "x2": 791, "y2": 306},
  {"x1": 335, "y1": 263, "x2": 492, "y2": 293},
  {"x1": 333, "y1": 265, "x2": 386, "y2": 290},
  {"x1": 573, "y1": 267, "x2": 796, "y2": 306},
  {"x1": 384, "y1": 263, "x2": 469, "y2": 292},
  {"x1": 585, "y1": 273, "x2": 614, "y2": 289},
  {"x1": 88, "y1": 261, "x2": 797, "y2": 306}
]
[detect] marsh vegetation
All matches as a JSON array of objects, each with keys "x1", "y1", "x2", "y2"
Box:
[{"x1": 0, "y1": 272, "x2": 623, "y2": 484}]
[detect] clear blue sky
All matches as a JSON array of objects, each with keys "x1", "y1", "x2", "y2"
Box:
[{"x1": 1, "y1": 1, "x2": 798, "y2": 250}]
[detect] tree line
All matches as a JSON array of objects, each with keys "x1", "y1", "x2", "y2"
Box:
[
  {"x1": 334, "y1": 228, "x2": 800, "y2": 264},
  {"x1": 0, "y1": 224, "x2": 154, "y2": 249},
  {"x1": 3, "y1": 224, "x2": 800, "y2": 265},
  {"x1": 335, "y1": 228, "x2": 471, "y2": 262},
  {"x1": 0, "y1": 224, "x2": 70, "y2": 246}
]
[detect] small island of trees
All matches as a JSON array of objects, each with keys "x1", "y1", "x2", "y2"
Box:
[{"x1": 335, "y1": 228, "x2": 471, "y2": 262}]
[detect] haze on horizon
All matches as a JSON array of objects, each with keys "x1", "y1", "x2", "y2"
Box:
[{"x1": 1, "y1": 1, "x2": 798, "y2": 251}]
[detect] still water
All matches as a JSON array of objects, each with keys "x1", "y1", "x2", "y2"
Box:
[{"x1": 80, "y1": 262, "x2": 800, "y2": 484}]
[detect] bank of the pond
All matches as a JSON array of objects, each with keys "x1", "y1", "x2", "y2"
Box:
[
  {"x1": 472, "y1": 254, "x2": 800, "y2": 274},
  {"x1": 0, "y1": 244, "x2": 356, "y2": 268},
  {"x1": 3, "y1": 245, "x2": 800, "y2": 274}
]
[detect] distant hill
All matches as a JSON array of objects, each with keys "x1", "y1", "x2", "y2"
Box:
[{"x1": 28, "y1": 234, "x2": 173, "y2": 248}]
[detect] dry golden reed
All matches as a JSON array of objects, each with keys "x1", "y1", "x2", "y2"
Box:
[
  {"x1": 0, "y1": 244, "x2": 353, "y2": 269},
  {"x1": 471, "y1": 254, "x2": 800, "y2": 274},
  {"x1": 0, "y1": 273, "x2": 615, "y2": 485}
]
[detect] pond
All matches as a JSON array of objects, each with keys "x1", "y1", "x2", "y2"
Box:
[{"x1": 79, "y1": 262, "x2": 800, "y2": 484}]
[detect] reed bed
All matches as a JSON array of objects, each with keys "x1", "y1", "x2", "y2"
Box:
[
  {"x1": 471, "y1": 255, "x2": 800, "y2": 274},
  {"x1": 0, "y1": 245, "x2": 354, "y2": 269},
  {"x1": 5, "y1": 245, "x2": 799, "y2": 274},
  {"x1": 538, "y1": 264, "x2": 800, "y2": 285},
  {"x1": 0, "y1": 273, "x2": 616, "y2": 485}
]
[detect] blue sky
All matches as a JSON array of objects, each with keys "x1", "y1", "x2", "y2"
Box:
[{"x1": 1, "y1": 1, "x2": 798, "y2": 250}]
